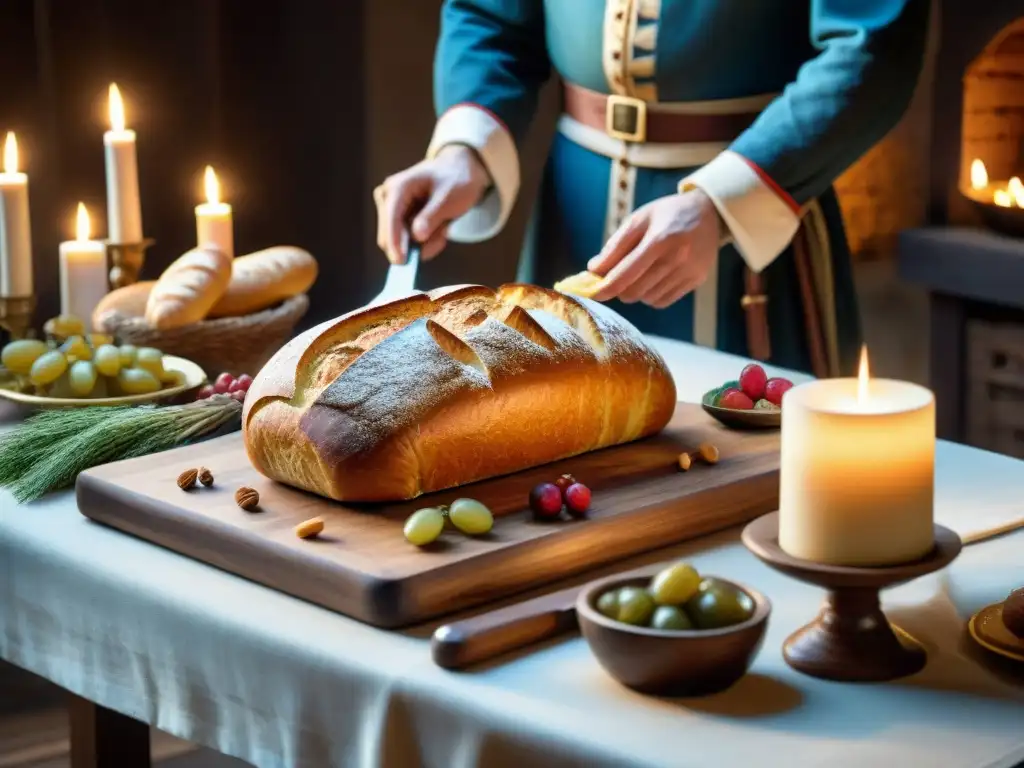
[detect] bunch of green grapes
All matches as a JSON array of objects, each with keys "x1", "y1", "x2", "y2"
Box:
[{"x1": 1, "y1": 314, "x2": 182, "y2": 399}]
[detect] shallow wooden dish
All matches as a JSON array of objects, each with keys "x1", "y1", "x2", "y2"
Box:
[
  {"x1": 0, "y1": 355, "x2": 206, "y2": 408},
  {"x1": 701, "y1": 389, "x2": 781, "y2": 430},
  {"x1": 968, "y1": 603, "x2": 1024, "y2": 664},
  {"x1": 576, "y1": 568, "x2": 771, "y2": 696}
]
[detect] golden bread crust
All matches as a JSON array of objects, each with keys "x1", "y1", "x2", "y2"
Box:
[{"x1": 243, "y1": 283, "x2": 677, "y2": 501}]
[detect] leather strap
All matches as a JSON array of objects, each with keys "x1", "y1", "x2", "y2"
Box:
[
  {"x1": 791, "y1": 222, "x2": 830, "y2": 379},
  {"x1": 563, "y1": 82, "x2": 761, "y2": 144},
  {"x1": 741, "y1": 269, "x2": 771, "y2": 362}
]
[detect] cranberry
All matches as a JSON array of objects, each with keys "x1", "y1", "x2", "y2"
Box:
[
  {"x1": 564, "y1": 482, "x2": 591, "y2": 518},
  {"x1": 196, "y1": 384, "x2": 215, "y2": 400},
  {"x1": 764, "y1": 377, "x2": 794, "y2": 406},
  {"x1": 738, "y1": 363, "x2": 767, "y2": 402},
  {"x1": 235, "y1": 373, "x2": 254, "y2": 390},
  {"x1": 718, "y1": 387, "x2": 754, "y2": 410},
  {"x1": 529, "y1": 482, "x2": 563, "y2": 521},
  {"x1": 554, "y1": 473, "x2": 576, "y2": 494},
  {"x1": 213, "y1": 372, "x2": 234, "y2": 394}
]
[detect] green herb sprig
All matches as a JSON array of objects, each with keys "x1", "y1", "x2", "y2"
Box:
[{"x1": 0, "y1": 395, "x2": 242, "y2": 503}]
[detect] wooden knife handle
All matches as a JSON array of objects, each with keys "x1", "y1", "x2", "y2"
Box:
[{"x1": 431, "y1": 586, "x2": 580, "y2": 670}]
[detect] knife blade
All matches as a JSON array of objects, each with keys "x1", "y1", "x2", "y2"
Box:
[{"x1": 369, "y1": 239, "x2": 421, "y2": 307}]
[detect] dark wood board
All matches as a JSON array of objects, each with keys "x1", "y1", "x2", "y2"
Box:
[{"x1": 76, "y1": 403, "x2": 780, "y2": 628}]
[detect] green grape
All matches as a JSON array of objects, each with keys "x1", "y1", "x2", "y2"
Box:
[
  {"x1": 29, "y1": 350, "x2": 69, "y2": 387},
  {"x1": 49, "y1": 314, "x2": 85, "y2": 337},
  {"x1": 403, "y1": 507, "x2": 445, "y2": 547},
  {"x1": 160, "y1": 369, "x2": 183, "y2": 386},
  {"x1": 596, "y1": 589, "x2": 620, "y2": 619},
  {"x1": 135, "y1": 347, "x2": 165, "y2": 378},
  {"x1": 118, "y1": 344, "x2": 137, "y2": 367},
  {"x1": 650, "y1": 605, "x2": 694, "y2": 631},
  {"x1": 649, "y1": 562, "x2": 702, "y2": 606},
  {"x1": 117, "y1": 367, "x2": 161, "y2": 395},
  {"x1": 685, "y1": 581, "x2": 755, "y2": 630},
  {"x1": 1, "y1": 339, "x2": 48, "y2": 375},
  {"x1": 68, "y1": 360, "x2": 98, "y2": 397},
  {"x1": 60, "y1": 335, "x2": 93, "y2": 361},
  {"x1": 87, "y1": 333, "x2": 114, "y2": 348},
  {"x1": 93, "y1": 344, "x2": 122, "y2": 377},
  {"x1": 615, "y1": 586, "x2": 655, "y2": 626},
  {"x1": 448, "y1": 497, "x2": 493, "y2": 535}
]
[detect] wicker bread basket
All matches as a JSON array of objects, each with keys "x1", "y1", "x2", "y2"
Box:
[{"x1": 96, "y1": 294, "x2": 309, "y2": 378}]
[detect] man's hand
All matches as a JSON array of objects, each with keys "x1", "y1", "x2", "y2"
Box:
[
  {"x1": 373, "y1": 145, "x2": 491, "y2": 264},
  {"x1": 589, "y1": 189, "x2": 721, "y2": 308}
]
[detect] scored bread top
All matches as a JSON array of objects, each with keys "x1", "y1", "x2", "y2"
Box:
[{"x1": 243, "y1": 283, "x2": 676, "y2": 500}]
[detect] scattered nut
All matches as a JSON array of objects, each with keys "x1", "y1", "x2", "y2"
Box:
[
  {"x1": 198, "y1": 467, "x2": 214, "y2": 487},
  {"x1": 677, "y1": 442, "x2": 720, "y2": 472},
  {"x1": 234, "y1": 486, "x2": 260, "y2": 510},
  {"x1": 177, "y1": 468, "x2": 198, "y2": 490},
  {"x1": 295, "y1": 517, "x2": 325, "y2": 539}
]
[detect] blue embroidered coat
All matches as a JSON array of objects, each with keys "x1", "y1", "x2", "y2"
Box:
[{"x1": 425, "y1": 0, "x2": 931, "y2": 375}]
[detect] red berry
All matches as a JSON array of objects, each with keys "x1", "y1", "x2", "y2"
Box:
[
  {"x1": 229, "y1": 389, "x2": 246, "y2": 402},
  {"x1": 764, "y1": 377, "x2": 794, "y2": 406},
  {"x1": 235, "y1": 373, "x2": 253, "y2": 390},
  {"x1": 213, "y1": 372, "x2": 234, "y2": 394},
  {"x1": 554, "y1": 473, "x2": 576, "y2": 494},
  {"x1": 196, "y1": 384, "x2": 215, "y2": 400},
  {"x1": 718, "y1": 387, "x2": 755, "y2": 410},
  {"x1": 228, "y1": 379, "x2": 247, "y2": 393},
  {"x1": 529, "y1": 482, "x2": 563, "y2": 520},
  {"x1": 564, "y1": 483, "x2": 591, "y2": 518},
  {"x1": 738, "y1": 363, "x2": 767, "y2": 402}
]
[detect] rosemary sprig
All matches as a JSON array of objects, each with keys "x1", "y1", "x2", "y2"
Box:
[{"x1": 0, "y1": 395, "x2": 242, "y2": 503}]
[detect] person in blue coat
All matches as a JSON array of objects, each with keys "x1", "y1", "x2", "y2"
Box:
[{"x1": 374, "y1": 0, "x2": 931, "y2": 377}]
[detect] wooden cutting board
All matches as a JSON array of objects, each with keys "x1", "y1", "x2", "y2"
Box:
[{"x1": 76, "y1": 403, "x2": 780, "y2": 628}]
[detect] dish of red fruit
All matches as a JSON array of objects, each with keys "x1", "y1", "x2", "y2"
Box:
[{"x1": 701, "y1": 364, "x2": 793, "y2": 430}]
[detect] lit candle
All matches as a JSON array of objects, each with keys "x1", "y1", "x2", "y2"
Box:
[
  {"x1": 104, "y1": 83, "x2": 144, "y2": 243},
  {"x1": 0, "y1": 131, "x2": 34, "y2": 297},
  {"x1": 59, "y1": 203, "x2": 108, "y2": 327},
  {"x1": 778, "y1": 347, "x2": 935, "y2": 566},
  {"x1": 195, "y1": 165, "x2": 233, "y2": 259}
]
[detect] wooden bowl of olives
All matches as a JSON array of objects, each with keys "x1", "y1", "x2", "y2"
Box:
[{"x1": 576, "y1": 561, "x2": 771, "y2": 697}]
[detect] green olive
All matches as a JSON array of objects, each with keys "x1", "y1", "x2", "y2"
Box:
[
  {"x1": 649, "y1": 562, "x2": 702, "y2": 605},
  {"x1": 685, "y1": 580, "x2": 755, "y2": 629},
  {"x1": 596, "y1": 589, "x2": 620, "y2": 619},
  {"x1": 615, "y1": 586, "x2": 655, "y2": 626},
  {"x1": 650, "y1": 605, "x2": 694, "y2": 631}
]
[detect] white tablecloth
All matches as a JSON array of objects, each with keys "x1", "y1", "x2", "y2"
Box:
[{"x1": 1, "y1": 338, "x2": 1022, "y2": 768}]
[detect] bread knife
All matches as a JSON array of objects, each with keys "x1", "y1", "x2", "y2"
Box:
[
  {"x1": 369, "y1": 239, "x2": 421, "y2": 307},
  {"x1": 431, "y1": 585, "x2": 581, "y2": 670}
]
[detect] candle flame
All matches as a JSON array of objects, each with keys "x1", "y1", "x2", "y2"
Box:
[
  {"x1": 994, "y1": 189, "x2": 1012, "y2": 208},
  {"x1": 1010, "y1": 177, "x2": 1024, "y2": 208},
  {"x1": 857, "y1": 345, "x2": 870, "y2": 406},
  {"x1": 75, "y1": 202, "x2": 91, "y2": 242},
  {"x1": 203, "y1": 165, "x2": 220, "y2": 205},
  {"x1": 3, "y1": 131, "x2": 18, "y2": 174},
  {"x1": 970, "y1": 159, "x2": 988, "y2": 190},
  {"x1": 108, "y1": 83, "x2": 126, "y2": 132}
]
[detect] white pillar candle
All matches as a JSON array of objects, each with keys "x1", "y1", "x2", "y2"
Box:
[
  {"x1": 59, "y1": 203, "x2": 108, "y2": 327},
  {"x1": 103, "y1": 84, "x2": 144, "y2": 243},
  {"x1": 0, "y1": 131, "x2": 34, "y2": 297},
  {"x1": 195, "y1": 165, "x2": 233, "y2": 259},
  {"x1": 778, "y1": 348, "x2": 935, "y2": 566}
]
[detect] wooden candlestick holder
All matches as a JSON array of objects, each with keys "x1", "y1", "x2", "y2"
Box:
[
  {"x1": 741, "y1": 512, "x2": 962, "y2": 683},
  {"x1": 0, "y1": 294, "x2": 37, "y2": 340},
  {"x1": 105, "y1": 238, "x2": 154, "y2": 289}
]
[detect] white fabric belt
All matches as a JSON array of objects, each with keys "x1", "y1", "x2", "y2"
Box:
[{"x1": 557, "y1": 115, "x2": 727, "y2": 169}]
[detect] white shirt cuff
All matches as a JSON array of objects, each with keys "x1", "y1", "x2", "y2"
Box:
[
  {"x1": 679, "y1": 150, "x2": 801, "y2": 273},
  {"x1": 426, "y1": 104, "x2": 520, "y2": 243}
]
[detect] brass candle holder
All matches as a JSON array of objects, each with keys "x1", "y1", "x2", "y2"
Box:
[
  {"x1": 742, "y1": 512, "x2": 962, "y2": 682},
  {"x1": 0, "y1": 294, "x2": 37, "y2": 340},
  {"x1": 105, "y1": 238, "x2": 154, "y2": 289}
]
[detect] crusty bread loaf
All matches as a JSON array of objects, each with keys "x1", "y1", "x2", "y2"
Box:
[
  {"x1": 145, "y1": 246, "x2": 232, "y2": 329},
  {"x1": 243, "y1": 283, "x2": 677, "y2": 502},
  {"x1": 208, "y1": 246, "x2": 318, "y2": 318},
  {"x1": 92, "y1": 280, "x2": 155, "y2": 330}
]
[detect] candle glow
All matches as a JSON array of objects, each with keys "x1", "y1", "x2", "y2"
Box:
[
  {"x1": 970, "y1": 158, "x2": 988, "y2": 190},
  {"x1": 75, "y1": 202, "x2": 92, "y2": 242},
  {"x1": 969, "y1": 158, "x2": 1024, "y2": 208},
  {"x1": 3, "y1": 132, "x2": 18, "y2": 175},
  {"x1": 204, "y1": 165, "x2": 221, "y2": 205},
  {"x1": 108, "y1": 84, "x2": 126, "y2": 133},
  {"x1": 195, "y1": 164, "x2": 234, "y2": 258},
  {"x1": 857, "y1": 345, "x2": 870, "y2": 407}
]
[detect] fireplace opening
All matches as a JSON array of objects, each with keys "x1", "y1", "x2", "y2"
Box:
[{"x1": 959, "y1": 17, "x2": 1024, "y2": 235}]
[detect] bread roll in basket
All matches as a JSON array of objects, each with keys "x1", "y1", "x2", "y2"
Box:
[{"x1": 243, "y1": 284, "x2": 677, "y2": 502}]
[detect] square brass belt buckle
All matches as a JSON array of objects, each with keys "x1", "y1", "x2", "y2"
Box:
[{"x1": 606, "y1": 94, "x2": 647, "y2": 143}]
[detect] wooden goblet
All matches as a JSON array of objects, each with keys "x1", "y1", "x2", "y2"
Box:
[{"x1": 742, "y1": 512, "x2": 962, "y2": 682}]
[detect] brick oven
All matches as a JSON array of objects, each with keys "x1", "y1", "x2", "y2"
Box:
[{"x1": 899, "y1": 0, "x2": 1024, "y2": 458}]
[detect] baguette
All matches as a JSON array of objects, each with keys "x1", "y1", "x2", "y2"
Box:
[
  {"x1": 208, "y1": 246, "x2": 318, "y2": 318},
  {"x1": 243, "y1": 283, "x2": 677, "y2": 502},
  {"x1": 92, "y1": 280, "x2": 155, "y2": 330},
  {"x1": 145, "y1": 246, "x2": 232, "y2": 329}
]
